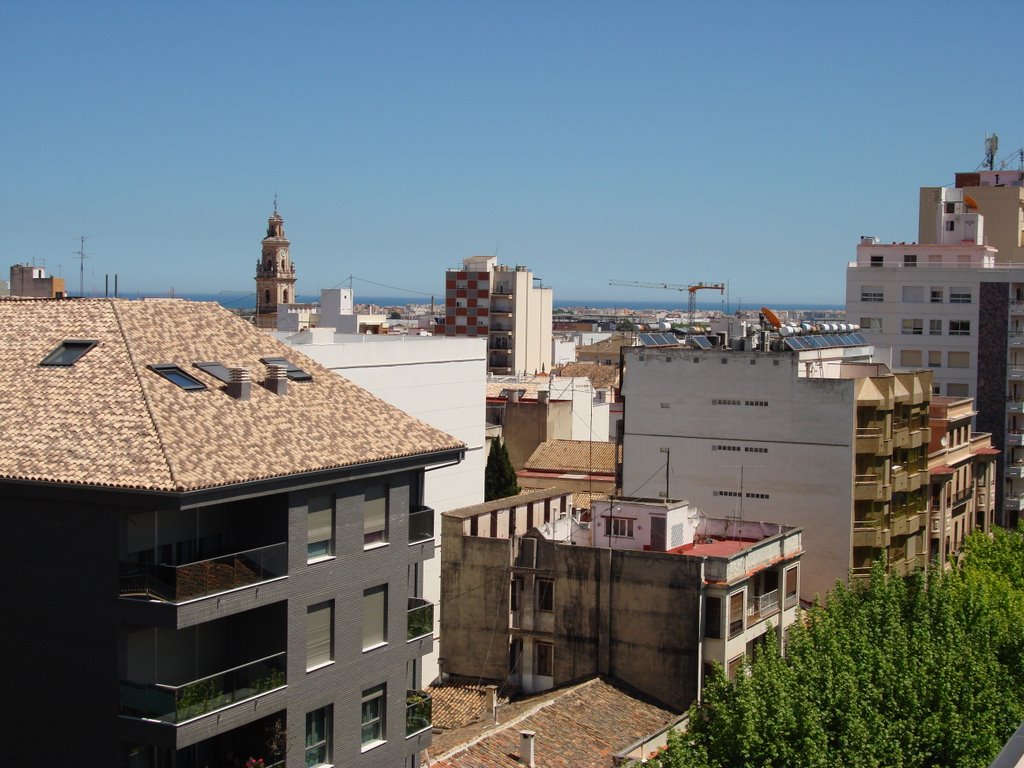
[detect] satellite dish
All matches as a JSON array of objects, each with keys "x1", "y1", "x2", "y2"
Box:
[
  {"x1": 761, "y1": 307, "x2": 782, "y2": 329},
  {"x1": 964, "y1": 194, "x2": 979, "y2": 210}
]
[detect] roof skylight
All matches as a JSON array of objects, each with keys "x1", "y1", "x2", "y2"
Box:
[
  {"x1": 40, "y1": 339, "x2": 98, "y2": 367},
  {"x1": 193, "y1": 361, "x2": 233, "y2": 383},
  {"x1": 260, "y1": 356, "x2": 312, "y2": 381},
  {"x1": 149, "y1": 364, "x2": 207, "y2": 391}
]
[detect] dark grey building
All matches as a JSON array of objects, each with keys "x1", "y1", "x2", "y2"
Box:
[{"x1": 0, "y1": 298, "x2": 463, "y2": 767}]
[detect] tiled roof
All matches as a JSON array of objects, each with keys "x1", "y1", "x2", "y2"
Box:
[
  {"x1": 0, "y1": 299, "x2": 463, "y2": 492},
  {"x1": 486, "y1": 381, "x2": 546, "y2": 400},
  {"x1": 572, "y1": 491, "x2": 608, "y2": 510},
  {"x1": 551, "y1": 362, "x2": 619, "y2": 391},
  {"x1": 444, "y1": 487, "x2": 570, "y2": 519},
  {"x1": 429, "y1": 677, "x2": 678, "y2": 768},
  {"x1": 575, "y1": 335, "x2": 635, "y2": 354},
  {"x1": 427, "y1": 678, "x2": 510, "y2": 730},
  {"x1": 522, "y1": 440, "x2": 619, "y2": 475}
]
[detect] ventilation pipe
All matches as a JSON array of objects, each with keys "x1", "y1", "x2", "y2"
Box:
[
  {"x1": 227, "y1": 367, "x2": 252, "y2": 401},
  {"x1": 264, "y1": 363, "x2": 288, "y2": 395},
  {"x1": 519, "y1": 730, "x2": 536, "y2": 767}
]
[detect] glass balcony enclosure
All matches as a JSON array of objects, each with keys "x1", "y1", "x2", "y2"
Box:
[
  {"x1": 407, "y1": 597, "x2": 434, "y2": 641},
  {"x1": 406, "y1": 690, "x2": 432, "y2": 737}
]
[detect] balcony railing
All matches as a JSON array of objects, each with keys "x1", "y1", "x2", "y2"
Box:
[
  {"x1": 406, "y1": 690, "x2": 432, "y2": 737},
  {"x1": 120, "y1": 652, "x2": 286, "y2": 723},
  {"x1": 407, "y1": 597, "x2": 434, "y2": 641},
  {"x1": 409, "y1": 505, "x2": 435, "y2": 544},
  {"x1": 119, "y1": 542, "x2": 287, "y2": 603},
  {"x1": 748, "y1": 589, "x2": 779, "y2": 620},
  {"x1": 784, "y1": 590, "x2": 798, "y2": 609}
]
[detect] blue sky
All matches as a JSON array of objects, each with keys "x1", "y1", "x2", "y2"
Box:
[{"x1": 2, "y1": 1, "x2": 1020, "y2": 305}]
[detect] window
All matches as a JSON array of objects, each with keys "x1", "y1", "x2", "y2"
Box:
[
  {"x1": 536, "y1": 642, "x2": 553, "y2": 676},
  {"x1": 729, "y1": 591, "x2": 744, "y2": 638},
  {"x1": 785, "y1": 566, "x2": 799, "y2": 608},
  {"x1": 929, "y1": 319, "x2": 943, "y2": 335},
  {"x1": 727, "y1": 655, "x2": 744, "y2": 680},
  {"x1": 949, "y1": 288, "x2": 972, "y2": 304},
  {"x1": 306, "y1": 706, "x2": 332, "y2": 766},
  {"x1": 902, "y1": 285, "x2": 924, "y2": 303},
  {"x1": 306, "y1": 602, "x2": 334, "y2": 670},
  {"x1": 949, "y1": 321, "x2": 971, "y2": 336},
  {"x1": 861, "y1": 286, "x2": 884, "y2": 302},
  {"x1": 537, "y1": 578, "x2": 554, "y2": 612},
  {"x1": 361, "y1": 687, "x2": 386, "y2": 749},
  {"x1": 901, "y1": 319, "x2": 923, "y2": 335},
  {"x1": 148, "y1": 364, "x2": 207, "y2": 391},
  {"x1": 860, "y1": 317, "x2": 882, "y2": 334},
  {"x1": 364, "y1": 485, "x2": 388, "y2": 547},
  {"x1": 948, "y1": 351, "x2": 970, "y2": 368},
  {"x1": 705, "y1": 595, "x2": 722, "y2": 639},
  {"x1": 510, "y1": 577, "x2": 521, "y2": 611},
  {"x1": 307, "y1": 494, "x2": 334, "y2": 562},
  {"x1": 930, "y1": 288, "x2": 944, "y2": 303},
  {"x1": 40, "y1": 339, "x2": 97, "y2": 367},
  {"x1": 607, "y1": 517, "x2": 635, "y2": 537},
  {"x1": 192, "y1": 361, "x2": 233, "y2": 383},
  {"x1": 928, "y1": 351, "x2": 942, "y2": 368},
  {"x1": 362, "y1": 585, "x2": 387, "y2": 650},
  {"x1": 259, "y1": 356, "x2": 313, "y2": 381},
  {"x1": 899, "y1": 350, "x2": 923, "y2": 367},
  {"x1": 903, "y1": 254, "x2": 917, "y2": 267},
  {"x1": 870, "y1": 255, "x2": 884, "y2": 267}
]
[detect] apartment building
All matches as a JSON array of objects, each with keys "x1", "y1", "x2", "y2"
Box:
[
  {"x1": 0, "y1": 298, "x2": 464, "y2": 767},
  {"x1": 928, "y1": 396, "x2": 998, "y2": 567},
  {"x1": 846, "y1": 180, "x2": 1024, "y2": 526},
  {"x1": 276, "y1": 326, "x2": 487, "y2": 684},
  {"x1": 9, "y1": 262, "x2": 66, "y2": 298},
  {"x1": 442, "y1": 255, "x2": 553, "y2": 376},
  {"x1": 440, "y1": 492, "x2": 802, "y2": 711},
  {"x1": 619, "y1": 334, "x2": 931, "y2": 601}
]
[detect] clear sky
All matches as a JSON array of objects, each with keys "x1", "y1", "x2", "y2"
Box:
[{"x1": 2, "y1": 1, "x2": 1021, "y2": 305}]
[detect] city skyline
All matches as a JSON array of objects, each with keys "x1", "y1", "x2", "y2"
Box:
[{"x1": 2, "y1": 1, "x2": 1021, "y2": 303}]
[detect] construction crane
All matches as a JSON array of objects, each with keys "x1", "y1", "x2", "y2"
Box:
[{"x1": 609, "y1": 279, "x2": 725, "y2": 331}]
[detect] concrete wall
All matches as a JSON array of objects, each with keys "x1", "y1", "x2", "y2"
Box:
[
  {"x1": 503, "y1": 399, "x2": 573, "y2": 470},
  {"x1": 621, "y1": 348, "x2": 856, "y2": 601}
]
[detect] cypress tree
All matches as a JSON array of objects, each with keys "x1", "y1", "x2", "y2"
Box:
[{"x1": 485, "y1": 438, "x2": 520, "y2": 501}]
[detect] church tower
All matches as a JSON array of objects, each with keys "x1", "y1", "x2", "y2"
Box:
[{"x1": 255, "y1": 201, "x2": 297, "y2": 328}]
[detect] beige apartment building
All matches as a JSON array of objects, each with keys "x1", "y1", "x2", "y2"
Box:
[{"x1": 442, "y1": 255, "x2": 553, "y2": 376}]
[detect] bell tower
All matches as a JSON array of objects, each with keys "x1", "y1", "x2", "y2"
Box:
[{"x1": 255, "y1": 198, "x2": 297, "y2": 328}]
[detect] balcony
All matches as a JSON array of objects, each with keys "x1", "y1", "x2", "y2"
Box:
[
  {"x1": 1011, "y1": 333, "x2": 1024, "y2": 348},
  {"x1": 119, "y1": 652, "x2": 286, "y2": 724},
  {"x1": 1009, "y1": 400, "x2": 1024, "y2": 414},
  {"x1": 1005, "y1": 493, "x2": 1024, "y2": 513},
  {"x1": 408, "y1": 506, "x2": 435, "y2": 545},
  {"x1": 1006, "y1": 464, "x2": 1024, "y2": 479},
  {"x1": 891, "y1": 513, "x2": 920, "y2": 537},
  {"x1": 854, "y1": 474, "x2": 887, "y2": 501},
  {"x1": 119, "y1": 543, "x2": 287, "y2": 603},
  {"x1": 853, "y1": 522, "x2": 890, "y2": 548},
  {"x1": 747, "y1": 590, "x2": 779, "y2": 621},
  {"x1": 951, "y1": 488, "x2": 974, "y2": 509},
  {"x1": 1008, "y1": 431, "x2": 1024, "y2": 447},
  {"x1": 1009, "y1": 366, "x2": 1024, "y2": 381},
  {"x1": 1011, "y1": 300, "x2": 1024, "y2": 315},
  {"x1": 855, "y1": 428, "x2": 891, "y2": 455},
  {"x1": 407, "y1": 597, "x2": 434, "y2": 642},
  {"x1": 406, "y1": 690, "x2": 433, "y2": 738}
]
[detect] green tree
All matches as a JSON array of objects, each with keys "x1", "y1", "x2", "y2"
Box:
[{"x1": 485, "y1": 438, "x2": 520, "y2": 501}]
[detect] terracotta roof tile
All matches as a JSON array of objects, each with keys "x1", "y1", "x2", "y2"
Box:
[
  {"x1": 427, "y1": 678, "x2": 510, "y2": 730},
  {"x1": 551, "y1": 362, "x2": 619, "y2": 391},
  {"x1": 444, "y1": 488, "x2": 570, "y2": 520},
  {"x1": 430, "y1": 677, "x2": 677, "y2": 767},
  {"x1": 523, "y1": 440, "x2": 619, "y2": 475},
  {"x1": 0, "y1": 299, "x2": 464, "y2": 492}
]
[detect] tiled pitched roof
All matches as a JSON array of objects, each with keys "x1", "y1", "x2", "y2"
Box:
[
  {"x1": 522, "y1": 440, "x2": 619, "y2": 475},
  {"x1": 429, "y1": 677, "x2": 678, "y2": 768},
  {"x1": 427, "y1": 678, "x2": 510, "y2": 730},
  {"x1": 572, "y1": 491, "x2": 608, "y2": 511},
  {"x1": 551, "y1": 362, "x2": 619, "y2": 391},
  {"x1": 0, "y1": 299, "x2": 463, "y2": 492},
  {"x1": 444, "y1": 487, "x2": 569, "y2": 520}
]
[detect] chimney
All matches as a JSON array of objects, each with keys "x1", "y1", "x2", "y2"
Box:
[
  {"x1": 509, "y1": 389, "x2": 521, "y2": 403},
  {"x1": 227, "y1": 367, "x2": 251, "y2": 401},
  {"x1": 264, "y1": 363, "x2": 288, "y2": 395},
  {"x1": 485, "y1": 684, "x2": 498, "y2": 721},
  {"x1": 519, "y1": 730, "x2": 536, "y2": 767},
  {"x1": 537, "y1": 390, "x2": 550, "y2": 405}
]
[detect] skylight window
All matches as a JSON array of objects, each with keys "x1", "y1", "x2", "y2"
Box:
[
  {"x1": 193, "y1": 361, "x2": 233, "y2": 383},
  {"x1": 260, "y1": 356, "x2": 312, "y2": 381},
  {"x1": 40, "y1": 339, "x2": 98, "y2": 367},
  {"x1": 149, "y1": 364, "x2": 207, "y2": 391}
]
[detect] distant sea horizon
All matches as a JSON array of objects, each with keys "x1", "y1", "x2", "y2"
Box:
[{"x1": 126, "y1": 291, "x2": 844, "y2": 313}]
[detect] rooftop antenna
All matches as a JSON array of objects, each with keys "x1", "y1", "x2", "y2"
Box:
[
  {"x1": 984, "y1": 133, "x2": 999, "y2": 171},
  {"x1": 273, "y1": 192, "x2": 278, "y2": 215},
  {"x1": 73, "y1": 235, "x2": 93, "y2": 298}
]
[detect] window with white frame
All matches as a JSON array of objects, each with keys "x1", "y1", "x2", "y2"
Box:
[
  {"x1": 860, "y1": 317, "x2": 882, "y2": 333},
  {"x1": 729, "y1": 591, "x2": 744, "y2": 638},
  {"x1": 860, "y1": 286, "x2": 884, "y2": 302},
  {"x1": 928, "y1": 351, "x2": 942, "y2": 368},
  {"x1": 948, "y1": 351, "x2": 970, "y2": 368},
  {"x1": 901, "y1": 318, "x2": 923, "y2": 335},
  {"x1": 929, "y1": 319, "x2": 943, "y2": 335},
  {"x1": 607, "y1": 517, "x2": 635, "y2": 537},
  {"x1": 903, "y1": 254, "x2": 917, "y2": 267},
  {"x1": 307, "y1": 601, "x2": 334, "y2": 671},
  {"x1": 930, "y1": 287, "x2": 944, "y2": 303},
  {"x1": 364, "y1": 485, "x2": 388, "y2": 547},
  {"x1": 899, "y1": 350, "x2": 923, "y2": 367},
  {"x1": 307, "y1": 494, "x2": 334, "y2": 563},
  {"x1": 949, "y1": 320, "x2": 971, "y2": 336},
  {"x1": 361, "y1": 686, "x2": 386, "y2": 749},
  {"x1": 949, "y1": 288, "x2": 972, "y2": 304},
  {"x1": 362, "y1": 585, "x2": 387, "y2": 650},
  {"x1": 902, "y1": 285, "x2": 924, "y2": 302},
  {"x1": 306, "y1": 706, "x2": 332, "y2": 766}
]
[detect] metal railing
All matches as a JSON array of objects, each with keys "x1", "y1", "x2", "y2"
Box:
[
  {"x1": 407, "y1": 597, "x2": 434, "y2": 642},
  {"x1": 119, "y1": 542, "x2": 287, "y2": 603},
  {"x1": 748, "y1": 589, "x2": 779, "y2": 618},
  {"x1": 408, "y1": 506, "x2": 435, "y2": 544},
  {"x1": 406, "y1": 690, "x2": 432, "y2": 737},
  {"x1": 119, "y1": 652, "x2": 286, "y2": 723}
]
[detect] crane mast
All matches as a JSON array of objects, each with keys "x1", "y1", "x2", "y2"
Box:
[{"x1": 609, "y1": 279, "x2": 726, "y2": 332}]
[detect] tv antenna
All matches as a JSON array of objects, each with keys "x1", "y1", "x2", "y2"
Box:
[{"x1": 73, "y1": 235, "x2": 93, "y2": 297}]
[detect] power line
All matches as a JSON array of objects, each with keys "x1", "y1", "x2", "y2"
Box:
[{"x1": 331, "y1": 274, "x2": 435, "y2": 298}]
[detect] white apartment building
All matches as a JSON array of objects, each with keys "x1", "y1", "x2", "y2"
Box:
[
  {"x1": 846, "y1": 184, "x2": 1022, "y2": 526},
  {"x1": 277, "y1": 328, "x2": 487, "y2": 684},
  {"x1": 620, "y1": 336, "x2": 932, "y2": 601},
  {"x1": 443, "y1": 255, "x2": 553, "y2": 376}
]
